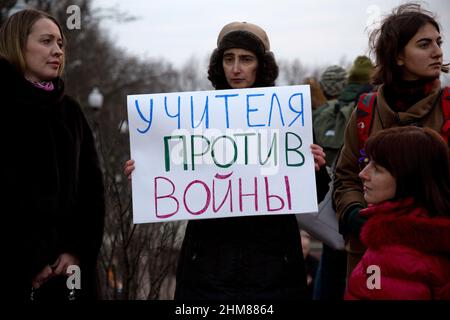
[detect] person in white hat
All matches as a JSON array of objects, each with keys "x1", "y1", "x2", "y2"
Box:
[
  {"x1": 172, "y1": 21, "x2": 328, "y2": 300},
  {"x1": 124, "y1": 21, "x2": 328, "y2": 300}
]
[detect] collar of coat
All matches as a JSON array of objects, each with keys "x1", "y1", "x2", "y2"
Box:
[
  {"x1": 376, "y1": 81, "x2": 442, "y2": 128},
  {"x1": 0, "y1": 58, "x2": 65, "y2": 106},
  {"x1": 360, "y1": 198, "x2": 450, "y2": 254}
]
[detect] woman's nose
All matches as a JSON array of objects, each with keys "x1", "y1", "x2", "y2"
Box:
[
  {"x1": 359, "y1": 166, "x2": 369, "y2": 181},
  {"x1": 232, "y1": 61, "x2": 240, "y2": 73},
  {"x1": 432, "y1": 41, "x2": 443, "y2": 58},
  {"x1": 53, "y1": 44, "x2": 63, "y2": 56}
]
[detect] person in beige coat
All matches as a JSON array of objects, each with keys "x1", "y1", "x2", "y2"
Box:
[{"x1": 333, "y1": 2, "x2": 449, "y2": 279}]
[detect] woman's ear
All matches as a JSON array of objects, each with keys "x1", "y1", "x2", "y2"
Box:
[{"x1": 396, "y1": 52, "x2": 405, "y2": 66}]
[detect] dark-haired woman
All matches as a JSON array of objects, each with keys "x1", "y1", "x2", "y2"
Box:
[
  {"x1": 345, "y1": 127, "x2": 450, "y2": 300},
  {"x1": 333, "y1": 3, "x2": 449, "y2": 279},
  {"x1": 125, "y1": 21, "x2": 329, "y2": 300}
]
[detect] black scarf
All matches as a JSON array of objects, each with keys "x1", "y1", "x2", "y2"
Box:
[{"x1": 384, "y1": 78, "x2": 438, "y2": 112}]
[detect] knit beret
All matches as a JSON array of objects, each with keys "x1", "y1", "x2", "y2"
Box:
[
  {"x1": 320, "y1": 65, "x2": 347, "y2": 97},
  {"x1": 348, "y1": 56, "x2": 374, "y2": 84},
  {"x1": 217, "y1": 21, "x2": 270, "y2": 52}
]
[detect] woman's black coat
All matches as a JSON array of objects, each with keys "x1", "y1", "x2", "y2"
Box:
[
  {"x1": 0, "y1": 59, "x2": 105, "y2": 300},
  {"x1": 174, "y1": 106, "x2": 330, "y2": 301}
]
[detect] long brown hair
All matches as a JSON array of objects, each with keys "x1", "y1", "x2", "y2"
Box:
[
  {"x1": 365, "y1": 126, "x2": 450, "y2": 216},
  {"x1": 0, "y1": 9, "x2": 65, "y2": 76},
  {"x1": 369, "y1": 3, "x2": 449, "y2": 86}
]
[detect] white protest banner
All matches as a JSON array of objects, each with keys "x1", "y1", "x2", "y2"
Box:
[{"x1": 127, "y1": 85, "x2": 317, "y2": 223}]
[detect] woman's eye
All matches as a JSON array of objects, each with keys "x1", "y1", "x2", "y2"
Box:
[{"x1": 369, "y1": 161, "x2": 379, "y2": 172}]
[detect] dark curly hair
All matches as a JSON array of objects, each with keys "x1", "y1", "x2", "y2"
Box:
[
  {"x1": 369, "y1": 3, "x2": 449, "y2": 86},
  {"x1": 207, "y1": 48, "x2": 279, "y2": 89}
]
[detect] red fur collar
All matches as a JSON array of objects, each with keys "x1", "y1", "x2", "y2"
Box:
[{"x1": 360, "y1": 199, "x2": 450, "y2": 253}]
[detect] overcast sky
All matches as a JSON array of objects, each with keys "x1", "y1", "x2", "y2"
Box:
[{"x1": 92, "y1": 0, "x2": 449, "y2": 81}]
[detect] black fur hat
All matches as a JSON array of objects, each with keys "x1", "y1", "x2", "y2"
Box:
[{"x1": 218, "y1": 30, "x2": 266, "y2": 58}]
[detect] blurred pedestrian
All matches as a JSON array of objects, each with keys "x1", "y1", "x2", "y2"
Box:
[
  {"x1": 303, "y1": 77, "x2": 327, "y2": 110},
  {"x1": 312, "y1": 56, "x2": 375, "y2": 300},
  {"x1": 300, "y1": 230, "x2": 319, "y2": 299},
  {"x1": 313, "y1": 65, "x2": 347, "y2": 167}
]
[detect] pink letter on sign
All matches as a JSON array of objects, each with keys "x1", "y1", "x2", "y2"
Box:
[
  {"x1": 155, "y1": 176, "x2": 179, "y2": 219},
  {"x1": 264, "y1": 177, "x2": 285, "y2": 212},
  {"x1": 183, "y1": 180, "x2": 211, "y2": 215},
  {"x1": 239, "y1": 177, "x2": 258, "y2": 212}
]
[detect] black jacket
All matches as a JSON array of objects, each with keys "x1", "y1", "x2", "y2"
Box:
[
  {"x1": 174, "y1": 109, "x2": 330, "y2": 301},
  {"x1": 0, "y1": 59, "x2": 105, "y2": 300},
  {"x1": 175, "y1": 214, "x2": 306, "y2": 300}
]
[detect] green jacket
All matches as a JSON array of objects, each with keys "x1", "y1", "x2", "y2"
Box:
[{"x1": 313, "y1": 83, "x2": 372, "y2": 167}]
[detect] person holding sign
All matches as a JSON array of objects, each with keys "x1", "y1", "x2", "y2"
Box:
[
  {"x1": 0, "y1": 10, "x2": 105, "y2": 300},
  {"x1": 345, "y1": 127, "x2": 450, "y2": 300},
  {"x1": 125, "y1": 21, "x2": 328, "y2": 300},
  {"x1": 333, "y1": 3, "x2": 450, "y2": 280}
]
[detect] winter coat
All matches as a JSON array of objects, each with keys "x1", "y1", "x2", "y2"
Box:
[
  {"x1": 338, "y1": 83, "x2": 374, "y2": 106},
  {"x1": 0, "y1": 59, "x2": 105, "y2": 300},
  {"x1": 345, "y1": 199, "x2": 450, "y2": 300},
  {"x1": 174, "y1": 102, "x2": 331, "y2": 301},
  {"x1": 333, "y1": 81, "x2": 446, "y2": 272},
  {"x1": 175, "y1": 215, "x2": 307, "y2": 300},
  {"x1": 313, "y1": 83, "x2": 374, "y2": 167}
]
